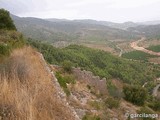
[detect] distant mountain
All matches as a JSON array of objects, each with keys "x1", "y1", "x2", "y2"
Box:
[
  {"x1": 140, "y1": 20, "x2": 160, "y2": 25},
  {"x1": 46, "y1": 19, "x2": 139, "y2": 30},
  {"x1": 11, "y1": 15, "x2": 139, "y2": 44},
  {"x1": 128, "y1": 24, "x2": 160, "y2": 39}
]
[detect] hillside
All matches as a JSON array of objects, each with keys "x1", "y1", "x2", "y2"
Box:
[
  {"x1": 11, "y1": 14, "x2": 139, "y2": 45},
  {"x1": 28, "y1": 40, "x2": 160, "y2": 86},
  {"x1": 0, "y1": 46, "x2": 79, "y2": 120},
  {"x1": 0, "y1": 30, "x2": 79, "y2": 119},
  {"x1": 1, "y1": 9, "x2": 160, "y2": 120},
  {"x1": 128, "y1": 24, "x2": 160, "y2": 39},
  {"x1": 47, "y1": 19, "x2": 139, "y2": 30},
  {"x1": 28, "y1": 40, "x2": 160, "y2": 119},
  {"x1": 0, "y1": 9, "x2": 79, "y2": 120}
]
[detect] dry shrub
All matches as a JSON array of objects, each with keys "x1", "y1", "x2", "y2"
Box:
[{"x1": 0, "y1": 46, "x2": 76, "y2": 120}]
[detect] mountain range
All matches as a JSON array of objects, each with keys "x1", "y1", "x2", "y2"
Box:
[{"x1": 11, "y1": 14, "x2": 160, "y2": 44}]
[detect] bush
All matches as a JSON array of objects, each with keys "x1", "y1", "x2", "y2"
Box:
[
  {"x1": 0, "y1": 44, "x2": 11, "y2": 56},
  {"x1": 123, "y1": 85, "x2": 148, "y2": 106},
  {"x1": 55, "y1": 72, "x2": 76, "y2": 96},
  {"x1": 63, "y1": 74, "x2": 76, "y2": 84},
  {"x1": 0, "y1": 9, "x2": 16, "y2": 30},
  {"x1": 88, "y1": 101, "x2": 102, "y2": 110},
  {"x1": 82, "y1": 114, "x2": 101, "y2": 120},
  {"x1": 107, "y1": 80, "x2": 123, "y2": 98},
  {"x1": 62, "y1": 60, "x2": 72, "y2": 73},
  {"x1": 148, "y1": 100, "x2": 160, "y2": 111},
  {"x1": 105, "y1": 97, "x2": 120, "y2": 109}
]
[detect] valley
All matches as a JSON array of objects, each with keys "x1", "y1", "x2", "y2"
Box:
[{"x1": 0, "y1": 8, "x2": 160, "y2": 120}]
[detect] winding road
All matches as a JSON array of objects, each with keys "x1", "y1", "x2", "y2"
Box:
[{"x1": 116, "y1": 45, "x2": 123, "y2": 57}]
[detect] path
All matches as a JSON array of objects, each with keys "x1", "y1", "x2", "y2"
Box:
[
  {"x1": 116, "y1": 45, "x2": 123, "y2": 57},
  {"x1": 152, "y1": 84, "x2": 160, "y2": 97}
]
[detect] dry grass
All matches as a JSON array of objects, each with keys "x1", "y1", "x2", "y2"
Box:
[{"x1": 0, "y1": 46, "x2": 76, "y2": 120}]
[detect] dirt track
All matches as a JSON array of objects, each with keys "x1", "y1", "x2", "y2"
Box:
[
  {"x1": 130, "y1": 38, "x2": 160, "y2": 56},
  {"x1": 152, "y1": 84, "x2": 160, "y2": 97}
]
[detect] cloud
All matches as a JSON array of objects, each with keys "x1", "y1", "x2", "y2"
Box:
[
  {"x1": 66, "y1": 0, "x2": 113, "y2": 7},
  {"x1": 0, "y1": 0, "x2": 160, "y2": 22},
  {"x1": 110, "y1": 0, "x2": 160, "y2": 8}
]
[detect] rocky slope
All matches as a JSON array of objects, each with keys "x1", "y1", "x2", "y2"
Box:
[{"x1": 0, "y1": 46, "x2": 79, "y2": 120}]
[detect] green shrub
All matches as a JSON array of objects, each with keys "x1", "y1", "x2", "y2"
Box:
[
  {"x1": 0, "y1": 44, "x2": 11, "y2": 56},
  {"x1": 55, "y1": 72, "x2": 76, "y2": 96},
  {"x1": 148, "y1": 100, "x2": 160, "y2": 111},
  {"x1": 82, "y1": 114, "x2": 101, "y2": 120},
  {"x1": 62, "y1": 60, "x2": 72, "y2": 73},
  {"x1": 0, "y1": 9, "x2": 16, "y2": 30},
  {"x1": 6, "y1": 31, "x2": 25, "y2": 49},
  {"x1": 88, "y1": 101, "x2": 103, "y2": 110},
  {"x1": 107, "y1": 80, "x2": 123, "y2": 98},
  {"x1": 123, "y1": 85, "x2": 148, "y2": 106},
  {"x1": 55, "y1": 72, "x2": 67, "y2": 88},
  {"x1": 63, "y1": 74, "x2": 76, "y2": 84},
  {"x1": 147, "y1": 45, "x2": 160, "y2": 52},
  {"x1": 105, "y1": 97, "x2": 120, "y2": 109}
]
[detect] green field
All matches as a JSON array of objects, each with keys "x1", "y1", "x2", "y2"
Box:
[
  {"x1": 147, "y1": 45, "x2": 160, "y2": 52},
  {"x1": 122, "y1": 50, "x2": 157, "y2": 61}
]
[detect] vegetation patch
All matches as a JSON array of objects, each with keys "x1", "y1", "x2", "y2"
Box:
[
  {"x1": 147, "y1": 45, "x2": 160, "y2": 52},
  {"x1": 0, "y1": 9, "x2": 16, "y2": 30},
  {"x1": 137, "y1": 107, "x2": 156, "y2": 120},
  {"x1": 0, "y1": 44, "x2": 11, "y2": 57},
  {"x1": 82, "y1": 114, "x2": 101, "y2": 120},
  {"x1": 55, "y1": 72, "x2": 76, "y2": 96},
  {"x1": 123, "y1": 85, "x2": 147, "y2": 106},
  {"x1": 0, "y1": 9, "x2": 25, "y2": 61},
  {"x1": 107, "y1": 80, "x2": 123, "y2": 98},
  {"x1": 105, "y1": 97, "x2": 120, "y2": 109},
  {"x1": 88, "y1": 100, "x2": 103, "y2": 110},
  {"x1": 122, "y1": 50, "x2": 157, "y2": 61},
  {"x1": 148, "y1": 99, "x2": 160, "y2": 112},
  {"x1": 28, "y1": 40, "x2": 160, "y2": 87}
]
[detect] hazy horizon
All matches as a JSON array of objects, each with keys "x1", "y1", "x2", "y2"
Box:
[
  {"x1": 11, "y1": 13, "x2": 160, "y2": 24},
  {"x1": 1, "y1": 0, "x2": 160, "y2": 23}
]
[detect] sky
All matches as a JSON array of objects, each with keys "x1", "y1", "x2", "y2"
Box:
[{"x1": 0, "y1": 0, "x2": 160, "y2": 23}]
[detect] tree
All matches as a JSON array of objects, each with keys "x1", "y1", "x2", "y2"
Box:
[
  {"x1": 0, "y1": 9, "x2": 17, "y2": 30},
  {"x1": 123, "y1": 85, "x2": 148, "y2": 106}
]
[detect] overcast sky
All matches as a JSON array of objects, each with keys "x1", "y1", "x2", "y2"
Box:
[{"x1": 0, "y1": 0, "x2": 160, "y2": 23}]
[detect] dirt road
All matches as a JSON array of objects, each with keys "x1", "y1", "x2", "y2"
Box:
[
  {"x1": 130, "y1": 38, "x2": 160, "y2": 56},
  {"x1": 152, "y1": 84, "x2": 160, "y2": 97},
  {"x1": 116, "y1": 45, "x2": 123, "y2": 57}
]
